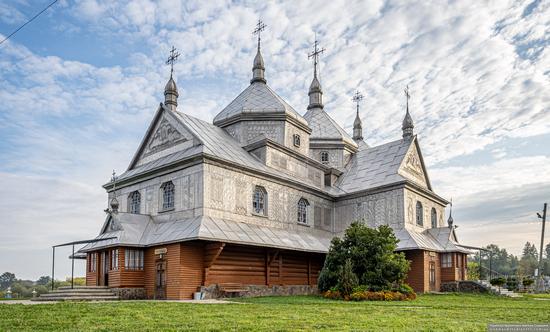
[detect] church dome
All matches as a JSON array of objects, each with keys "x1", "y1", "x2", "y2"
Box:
[
  {"x1": 309, "y1": 76, "x2": 322, "y2": 92},
  {"x1": 402, "y1": 110, "x2": 414, "y2": 130},
  {"x1": 164, "y1": 76, "x2": 178, "y2": 95}
]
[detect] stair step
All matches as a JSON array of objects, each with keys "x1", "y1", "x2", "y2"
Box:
[
  {"x1": 58, "y1": 286, "x2": 109, "y2": 290},
  {"x1": 32, "y1": 296, "x2": 119, "y2": 302},
  {"x1": 40, "y1": 292, "x2": 116, "y2": 298}
]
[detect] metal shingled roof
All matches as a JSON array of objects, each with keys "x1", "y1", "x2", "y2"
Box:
[{"x1": 303, "y1": 108, "x2": 357, "y2": 147}]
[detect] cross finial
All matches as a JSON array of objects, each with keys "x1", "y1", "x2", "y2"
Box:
[
  {"x1": 166, "y1": 46, "x2": 180, "y2": 78},
  {"x1": 404, "y1": 85, "x2": 411, "y2": 111},
  {"x1": 253, "y1": 19, "x2": 267, "y2": 51},
  {"x1": 352, "y1": 90, "x2": 364, "y2": 113},
  {"x1": 308, "y1": 35, "x2": 325, "y2": 78}
]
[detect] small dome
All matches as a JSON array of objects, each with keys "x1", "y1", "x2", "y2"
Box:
[
  {"x1": 402, "y1": 110, "x2": 414, "y2": 130},
  {"x1": 253, "y1": 50, "x2": 264, "y2": 70},
  {"x1": 110, "y1": 197, "x2": 119, "y2": 212},
  {"x1": 354, "y1": 113, "x2": 362, "y2": 127},
  {"x1": 309, "y1": 76, "x2": 322, "y2": 92},
  {"x1": 164, "y1": 76, "x2": 178, "y2": 95}
]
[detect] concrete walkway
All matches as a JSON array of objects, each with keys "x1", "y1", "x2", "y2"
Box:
[{"x1": 0, "y1": 299, "x2": 237, "y2": 305}]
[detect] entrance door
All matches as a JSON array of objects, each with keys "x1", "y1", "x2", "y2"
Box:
[
  {"x1": 99, "y1": 251, "x2": 109, "y2": 286},
  {"x1": 429, "y1": 261, "x2": 436, "y2": 291},
  {"x1": 155, "y1": 260, "x2": 166, "y2": 300}
]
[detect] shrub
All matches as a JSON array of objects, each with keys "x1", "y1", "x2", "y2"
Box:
[
  {"x1": 347, "y1": 289, "x2": 416, "y2": 302},
  {"x1": 506, "y1": 277, "x2": 518, "y2": 291},
  {"x1": 393, "y1": 284, "x2": 414, "y2": 295},
  {"x1": 523, "y1": 278, "x2": 534, "y2": 287},
  {"x1": 490, "y1": 277, "x2": 506, "y2": 289},
  {"x1": 318, "y1": 222, "x2": 410, "y2": 293},
  {"x1": 337, "y1": 259, "x2": 359, "y2": 296}
]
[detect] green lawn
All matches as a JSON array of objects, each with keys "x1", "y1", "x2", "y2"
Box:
[{"x1": 1, "y1": 294, "x2": 549, "y2": 331}]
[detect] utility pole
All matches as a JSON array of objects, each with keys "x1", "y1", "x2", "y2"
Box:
[{"x1": 536, "y1": 203, "x2": 547, "y2": 292}]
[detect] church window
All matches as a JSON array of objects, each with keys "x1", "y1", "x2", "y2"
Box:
[
  {"x1": 416, "y1": 201, "x2": 424, "y2": 226},
  {"x1": 128, "y1": 191, "x2": 141, "y2": 214},
  {"x1": 431, "y1": 208, "x2": 437, "y2": 228},
  {"x1": 161, "y1": 181, "x2": 175, "y2": 211},
  {"x1": 297, "y1": 198, "x2": 309, "y2": 224},
  {"x1": 111, "y1": 249, "x2": 119, "y2": 270},
  {"x1": 293, "y1": 134, "x2": 301, "y2": 147},
  {"x1": 441, "y1": 253, "x2": 452, "y2": 268},
  {"x1": 125, "y1": 249, "x2": 144, "y2": 270},
  {"x1": 252, "y1": 186, "x2": 267, "y2": 216},
  {"x1": 321, "y1": 151, "x2": 329, "y2": 163}
]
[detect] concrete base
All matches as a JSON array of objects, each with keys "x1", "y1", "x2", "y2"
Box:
[
  {"x1": 110, "y1": 288, "x2": 147, "y2": 300},
  {"x1": 200, "y1": 284, "x2": 318, "y2": 299}
]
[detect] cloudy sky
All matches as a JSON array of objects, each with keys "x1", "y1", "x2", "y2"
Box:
[{"x1": 0, "y1": 0, "x2": 548, "y2": 280}]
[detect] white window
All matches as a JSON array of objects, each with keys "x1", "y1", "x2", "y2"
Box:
[
  {"x1": 297, "y1": 198, "x2": 309, "y2": 224},
  {"x1": 125, "y1": 249, "x2": 144, "y2": 271},
  {"x1": 416, "y1": 201, "x2": 424, "y2": 226},
  {"x1": 320, "y1": 151, "x2": 329, "y2": 163},
  {"x1": 252, "y1": 186, "x2": 267, "y2": 216},
  {"x1": 431, "y1": 208, "x2": 437, "y2": 228},
  {"x1": 89, "y1": 253, "x2": 97, "y2": 272},
  {"x1": 161, "y1": 181, "x2": 175, "y2": 210},
  {"x1": 128, "y1": 191, "x2": 141, "y2": 214},
  {"x1": 111, "y1": 249, "x2": 119, "y2": 270},
  {"x1": 441, "y1": 253, "x2": 452, "y2": 268},
  {"x1": 293, "y1": 134, "x2": 301, "y2": 147}
]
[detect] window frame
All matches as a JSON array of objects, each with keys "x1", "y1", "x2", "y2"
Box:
[
  {"x1": 293, "y1": 134, "x2": 301, "y2": 147},
  {"x1": 297, "y1": 198, "x2": 309, "y2": 225},
  {"x1": 431, "y1": 208, "x2": 437, "y2": 228},
  {"x1": 252, "y1": 186, "x2": 267, "y2": 216},
  {"x1": 124, "y1": 249, "x2": 144, "y2": 271},
  {"x1": 128, "y1": 191, "x2": 141, "y2": 214},
  {"x1": 89, "y1": 253, "x2": 97, "y2": 272},
  {"x1": 160, "y1": 181, "x2": 175, "y2": 211},
  {"x1": 320, "y1": 151, "x2": 329, "y2": 164},
  {"x1": 416, "y1": 201, "x2": 424, "y2": 226},
  {"x1": 110, "y1": 249, "x2": 119, "y2": 270},
  {"x1": 441, "y1": 253, "x2": 452, "y2": 268}
]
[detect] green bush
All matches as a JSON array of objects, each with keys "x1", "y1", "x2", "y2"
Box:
[
  {"x1": 337, "y1": 259, "x2": 358, "y2": 297},
  {"x1": 318, "y1": 222, "x2": 410, "y2": 293},
  {"x1": 490, "y1": 277, "x2": 506, "y2": 290},
  {"x1": 523, "y1": 278, "x2": 534, "y2": 287}
]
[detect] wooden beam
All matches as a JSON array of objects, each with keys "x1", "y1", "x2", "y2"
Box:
[
  {"x1": 203, "y1": 242, "x2": 225, "y2": 285},
  {"x1": 279, "y1": 254, "x2": 283, "y2": 285},
  {"x1": 307, "y1": 256, "x2": 311, "y2": 286},
  {"x1": 265, "y1": 251, "x2": 269, "y2": 286},
  {"x1": 268, "y1": 250, "x2": 279, "y2": 266}
]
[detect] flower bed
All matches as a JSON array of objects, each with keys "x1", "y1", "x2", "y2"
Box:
[{"x1": 323, "y1": 285, "x2": 417, "y2": 301}]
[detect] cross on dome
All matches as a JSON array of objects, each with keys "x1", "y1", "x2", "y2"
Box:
[
  {"x1": 308, "y1": 36, "x2": 325, "y2": 78},
  {"x1": 253, "y1": 19, "x2": 266, "y2": 51},
  {"x1": 166, "y1": 46, "x2": 180, "y2": 78}
]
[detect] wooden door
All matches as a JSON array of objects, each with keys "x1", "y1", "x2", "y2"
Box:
[
  {"x1": 99, "y1": 251, "x2": 109, "y2": 286},
  {"x1": 429, "y1": 261, "x2": 436, "y2": 291},
  {"x1": 155, "y1": 260, "x2": 166, "y2": 300}
]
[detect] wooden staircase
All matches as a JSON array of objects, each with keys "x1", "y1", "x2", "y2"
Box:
[{"x1": 32, "y1": 286, "x2": 119, "y2": 302}]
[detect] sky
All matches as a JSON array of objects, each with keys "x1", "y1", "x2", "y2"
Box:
[{"x1": 0, "y1": 0, "x2": 548, "y2": 280}]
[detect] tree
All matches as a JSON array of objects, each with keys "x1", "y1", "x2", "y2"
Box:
[
  {"x1": 467, "y1": 262, "x2": 480, "y2": 280},
  {"x1": 472, "y1": 244, "x2": 519, "y2": 276},
  {"x1": 519, "y1": 242, "x2": 539, "y2": 276},
  {"x1": 522, "y1": 242, "x2": 538, "y2": 261},
  {"x1": 318, "y1": 222, "x2": 410, "y2": 292},
  {"x1": 0, "y1": 272, "x2": 16, "y2": 290},
  {"x1": 36, "y1": 276, "x2": 51, "y2": 286}
]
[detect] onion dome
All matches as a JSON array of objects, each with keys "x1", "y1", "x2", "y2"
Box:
[{"x1": 164, "y1": 76, "x2": 178, "y2": 111}]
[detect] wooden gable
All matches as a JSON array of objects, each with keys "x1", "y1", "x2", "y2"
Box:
[{"x1": 398, "y1": 138, "x2": 432, "y2": 190}]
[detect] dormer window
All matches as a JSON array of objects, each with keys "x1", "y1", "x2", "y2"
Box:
[
  {"x1": 293, "y1": 134, "x2": 301, "y2": 147},
  {"x1": 320, "y1": 151, "x2": 329, "y2": 163}
]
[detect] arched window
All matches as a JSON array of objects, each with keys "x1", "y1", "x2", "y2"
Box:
[
  {"x1": 416, "y1": 201, "x2": 424, "y2": 226},
  {"x1": 297, "y1": 198, "x2": 309, "y2": 224},
  {"x1": 161, "y1": 181, "x2": 175, "y2": 210},
  {"x1": 431, "y1": 208, "x2": 437, "y2": 228},
  {"x1": 293, "y1": 134, "x2": 301, "y2": 147},
  {"x1": 252, "y1": 186, "x2": 267, "y2": 216},
  {"x1": 128, "y1": 191, "x2": 141, "y2": 214},
  {"x1": 320, "y1": 151, "x2": 329, "y2": 163}
]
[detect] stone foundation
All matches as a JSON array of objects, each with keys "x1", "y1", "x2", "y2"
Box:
[
  {"x1": 440, "y1": 281, "x2": 488, "y2": 293},
  {"x1": 110, "y1": 287, "x2": 147, "y2": 300},
  {"x1": 200, "y1": 285, "x2": 318, "y2": 299}
]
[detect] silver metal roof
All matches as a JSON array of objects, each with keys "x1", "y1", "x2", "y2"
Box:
[
  {"x1": 394, "y1": 227, "x2": 473, "y2": 253},
  {"x1": 79, "y1": 213, "x2": 333, "y2": 253},
  {"x1": 303, "y1": 108, "x2": 357, "y2": 147},
  {"x1": 213, "y1": 82, "x2": 308, "y2": 126},
  {"x1": 335, "y1": 138, "x2": 411, "y2": 193}
]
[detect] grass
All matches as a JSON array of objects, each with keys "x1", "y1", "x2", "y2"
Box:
[{"x1": 1, "y1": 294, "x2": 549, "y2": 331}]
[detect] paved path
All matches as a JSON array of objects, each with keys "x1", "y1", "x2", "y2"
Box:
[{"x1": 0, "y1": 299, "x2": 237, "y2": 305}]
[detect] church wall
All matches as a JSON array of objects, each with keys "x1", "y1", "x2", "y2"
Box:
[
  {"x1": 265, "y1": 146, "x2": 324, "y2": 189},
  {"x1": 108, "y1": 164, "x2": 204, "y2": 219},
  {"x1": 403, "y1": 188, "x2": 446, "y2": 231},
  {"x1": 333, "y1": 188, "x2": 404, "y2": 233},
  {"x1": 284, "y1": 122, "x2": 310, "y2": 156},
  {"x1": 308, "y1": 147, "x2": 352, "y2": 170},
  {"x1": 223, "y1": 121, "x2": 286, "y2": 147},
  {"x1": 202, "y1": 163, "x2": 334, "y2": 233}
]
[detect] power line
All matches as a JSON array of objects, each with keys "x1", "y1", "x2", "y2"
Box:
[{"x1": 0, "y1": 0, "x2": 59, "y2": 47}]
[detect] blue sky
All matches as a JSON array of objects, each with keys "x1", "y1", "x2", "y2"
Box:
[{"x1": 0, "y1": 0, "x2": 549, "y2": 280}]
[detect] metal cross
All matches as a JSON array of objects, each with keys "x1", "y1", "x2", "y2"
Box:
[
  {"x1": 308, "y1": 36, "x2": 325, "y2": 78},
  {"x1": 404, "y1": 85, "x2": 411, "y2": 110},
  {"x1": 253, "y1": 19, "x2": 267, "y2": 50},
  {"x1": 165, "y1": 46, "x2": 180, "y2": 77},
  {"x1": 352, "y1": 90, "x2": 364, "y2": 111}
]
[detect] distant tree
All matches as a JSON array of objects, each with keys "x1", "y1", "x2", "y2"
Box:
[
  {"x1": 0, "y1": 272, "x2": 16, "y2": 290},
  {"x1": 519, "y1": 242, "x2": 539, "y2": 276},
  {"x1": 473, "y1": 244, "x2": 519, "y2": 275},
  {"x1": 467, "y1": 262, "x2": 480, "y2": 280},
  {"x1": 522, "y1": 242, "x2": 538, "y2": 261},
  {"x1": 36, "y1": 276, "x2": 51, "y2": 286}
]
